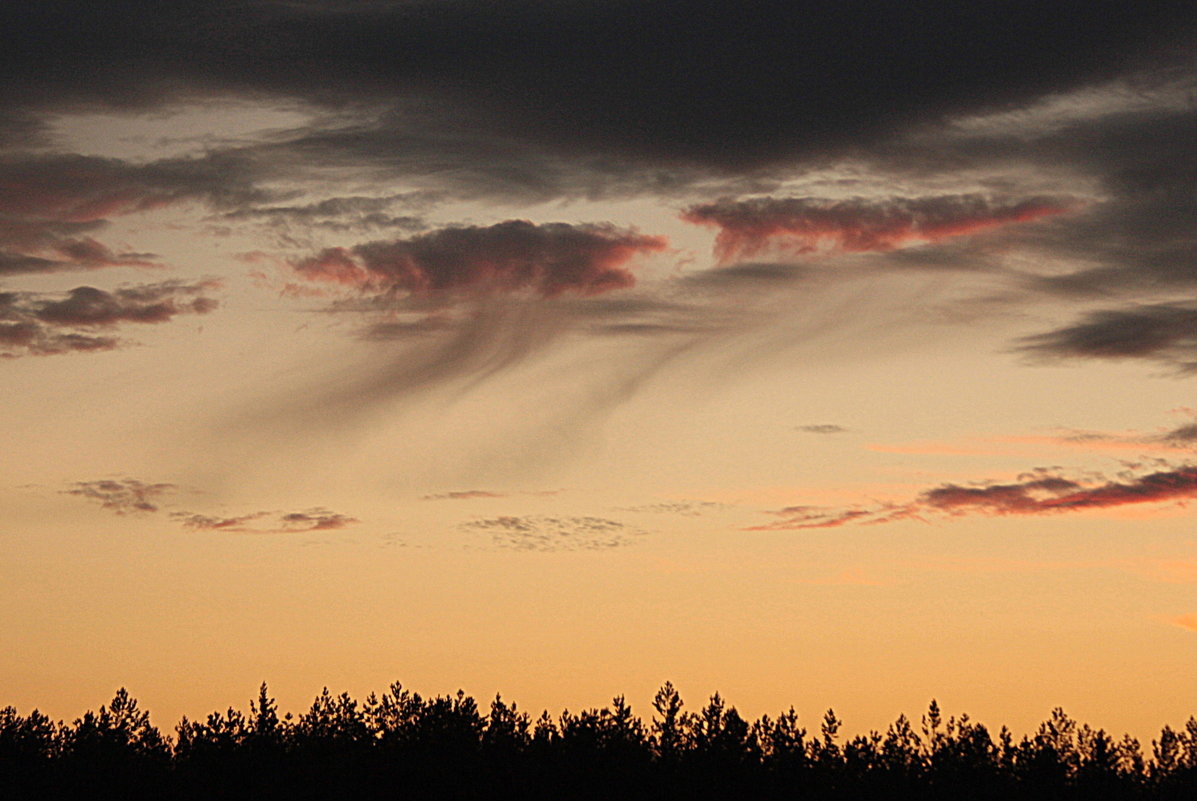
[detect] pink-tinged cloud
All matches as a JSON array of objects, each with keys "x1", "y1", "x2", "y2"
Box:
[
  {"x1": 1173, "y1": 614, "x2": 1197, "y2": 632},
  {"x1": 0, "y1": 280, "x2": 219, "y2": 358},
  {"x1": 0, "y1": 156, "x2": 180, "y2": 224},
  {"x1": 752, "y1": 464, "x2": 1197, "y2": 530},
  {"x1": 64, "y1": 479, "x2": 176, "y2": 515},
  {"x1": 682, "y1": 194, "x2": 1075, "y2": 263},
  {"x1": 0, "y1": 154, "x2": 261, "y2": 275},
  {"x1": 173, "y1": 508, "x2": 358, "y2": 534},
  {"x1": 292, "y1": 220, "x2": 667, "y2": 299},
  {"x1": 752, "y1": 505, "x2": 880, "y2": 530},
  {"x1": 748, "y1": 503, "x2": 917, "y2": 531}
]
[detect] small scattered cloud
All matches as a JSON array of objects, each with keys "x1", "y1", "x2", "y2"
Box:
[
  {"x1": 682, "y1": 194, "x2": 1075, "y2": 264},
  {"x1": 173, "y1": 508, "x2": 358, "y2": 534},
  {"x1": 798, "y1": 424, "x2": 848, "y2": 434},
  {"x1": 291, "y1": 220, "x2": 666, "y2": 300},
  {"x1": 171, "y1": 512, "x2": 270, "y2": 531},
  {"x1": 64, "y1": 479, "x2": 176, "y2": 515},
  {"x1": 460, "y1": 515, "x2": 645, "y2": 551},
  {"x1": 422, "y1": 490, "x2": 506, "y2": 501},
  {"x1": 0, "y1": 280, "x2": 219, "y2": 357},
  {"x1": 278, "y1": 508, "x2": 358, "y2": 531},
  {"x1": 617, "y1": 501, "x2": 724, "y2": 517}
]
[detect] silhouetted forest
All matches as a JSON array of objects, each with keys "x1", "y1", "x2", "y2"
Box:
[{"x1": 3, "y1": 683, "x2": 1196, "y2": 800}]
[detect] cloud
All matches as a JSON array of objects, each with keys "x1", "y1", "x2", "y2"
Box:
[
  {"x1": 461, "y1": 515, "x2": 645, "y2": 551},
  {"x1": 0, "y1": 152, "x2": 265, "y2": 275},
  {"x1": 422, "y1": 490, "x2": 506, "y2": 501},
  {"x1": 617, "y1": 501, "x2": 724, "y2": 517},
  {"x1": 64, "y1": 479, "x2": 176, "y2": 514},
  {"x1": 0, "y1": 280, "x2": 220, "y2": 357},
  {"x1": 292, "y1": 220, "x2": 666, "y2": 299},
  {"x1": 682, "y1": 194, "x2": 1075, "y2": 263},
  {"x1": 278, "y1": 508, "x2": 358, "y2": 531},
  {"x1": 2, "y1": 1, "x2": 1190, "y2": 175},
  {"x1": 173, "y1": 508, "x2": 358, "y2": 534},
  {"x1": 221, "y1": 193, "x2": 429, "y2": 234},
  {"x1": 751, "y1": 464, "x2": 1197, "y2": 530},
  {"x1": 1163, "y1": 423, "x2": 1197, "y2": 444},
  {"x1": 798, "y1": 424, "x2": 848, "y2": 434},
  {"x1": 751, "y1": 504, "x2": 913, "y2": 531},
  {"x1": 1015, "y1": 304, "x2": 1197, "y2": 371}
]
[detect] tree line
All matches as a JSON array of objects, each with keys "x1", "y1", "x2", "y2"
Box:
[{"x1": 3, "y1": 682, "x2": 1196, "y2": 800}]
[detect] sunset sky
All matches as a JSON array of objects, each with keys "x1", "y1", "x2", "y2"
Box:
[{"x1": 2, "y1": 0, "x2": 1196, "y2": 741}]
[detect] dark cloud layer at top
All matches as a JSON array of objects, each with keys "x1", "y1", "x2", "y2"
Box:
[{"x1": 1, "y1": 1, "x2": 1191, "y2": 171}]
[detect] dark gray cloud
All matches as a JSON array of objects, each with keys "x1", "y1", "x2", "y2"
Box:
[
  {"x1": 0, "y1": 280, "x2": 219, "y2": 357},
  {"x1": 461, "y1": 515, "x2": 645, "y2": 551},
  {"x1": 64, "y1": 478, "x2": 176, "y2": 514},
  {"x1": 221, "y1": 193, "x2": 429, "y2": 234},
  {"x1": 798, "y1": 424, "x2": 848, "y2": 434},
  {"x1": 1014, "y1": 304, "x2": 1197, "y2": 371},
  {"x1": 1011, "y1": 111, "x2": 1197, "y2": 297},
  {"x1": 1, "y1": 1, "x2": 1190, "y2": 177},
  {"x1": 1163, "y1": 423, "x2": 1197, "y2": 443}
]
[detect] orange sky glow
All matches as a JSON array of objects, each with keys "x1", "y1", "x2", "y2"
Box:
[{"x1": 2, "y1": 0, "x2": 1196, "y2": 747}]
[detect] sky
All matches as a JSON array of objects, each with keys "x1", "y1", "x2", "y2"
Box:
[{"x1": 2, "y1": 0, "x2": 1197, "y2": 742}]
